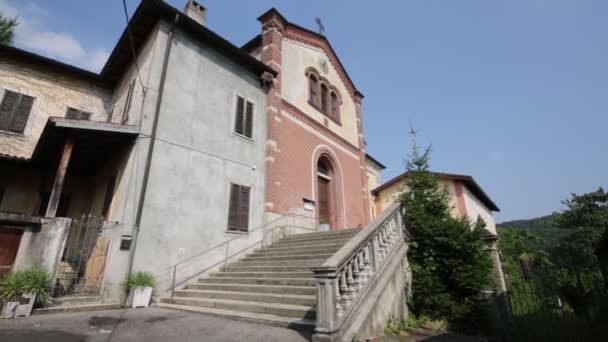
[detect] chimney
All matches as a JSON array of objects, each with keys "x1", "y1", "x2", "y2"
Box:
[{"x1": 184, "y1": 0, "x2": 207, "y2": 26}]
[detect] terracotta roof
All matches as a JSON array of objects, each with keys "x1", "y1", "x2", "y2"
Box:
[{"x1": 371, "y1": 171, "x2": 500, "y2": 212}]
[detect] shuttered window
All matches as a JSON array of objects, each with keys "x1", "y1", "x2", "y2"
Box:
[
  {"x1": 0, "y1": 90, "x2": 35, "y2": 134},
  {"x1": 227, "y1": 183, "x2": 250, "y2": 232},
  {"x1": 234, "y1": 96, "x2": 254, "y2": 139},
  {"x1": 65, "y1": 107, "x2": 92, "y2": 120}
]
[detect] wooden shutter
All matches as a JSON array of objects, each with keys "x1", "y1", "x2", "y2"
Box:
[
  {"x1": 227, "y1": 184, "x2": 250, "y2": 232},
  {"x1": 234, "y1": 96, "x2": 245, "y2": 135},
  {"x1": 0, "y1": 90, "x2": 19, "y2": 130},
  {"x1": 244, "y1": 101, "x2": 253, "y2": 138},
  {"x1": 0, "y1": 90, "x2": 34, "y2": 133},
  {"x1": 238, "y1": 186, "x2": 250, "y2": 231}
]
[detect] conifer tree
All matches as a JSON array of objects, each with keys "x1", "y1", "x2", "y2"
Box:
[
  {"x1": 0, "y1": 12, "x2": 18, "y2": 46},
  {"x1": 400, "y1": 127, "x2": 493, "y2": 329}
]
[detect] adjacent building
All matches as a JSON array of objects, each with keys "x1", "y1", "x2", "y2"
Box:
[{"x1": 372, "y1": 171, "x2": 508, "y2": 296}]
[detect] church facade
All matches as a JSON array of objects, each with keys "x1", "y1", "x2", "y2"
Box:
[{"x1": 244, "y1": 9, "x2": 372, "y2": 229}]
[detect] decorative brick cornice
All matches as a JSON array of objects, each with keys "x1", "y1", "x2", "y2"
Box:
[
  {"x1": 283, "y1": 29, "x2": 360, "y2": 102},
  {"x1": 281, "y1": 99, "x2": 361, "y2": 157}
]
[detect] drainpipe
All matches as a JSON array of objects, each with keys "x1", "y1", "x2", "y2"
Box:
[{"x1": 125, "y1": 14, "x2": 180, "y2": 303}]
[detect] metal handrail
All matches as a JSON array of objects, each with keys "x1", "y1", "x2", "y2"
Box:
[{"x1": 167, "y1": 213, "x2": 318, "y2": 297}]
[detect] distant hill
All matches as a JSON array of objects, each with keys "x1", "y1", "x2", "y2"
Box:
[{"x1": 498, "y1": 213, "x2": 568, "y2": 246}]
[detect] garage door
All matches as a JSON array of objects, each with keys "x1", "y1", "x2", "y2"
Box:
[{"x1": 0, "y1": 227, "x2": 23, "y2": 278}]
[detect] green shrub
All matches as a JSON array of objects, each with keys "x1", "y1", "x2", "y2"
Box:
[
  {"x1": 23, "y1": 266, "x2": 52, "y2": 305},
  {"x1": 124, "y1": 272, "x2": 155, "y2": 291},
  {"x1": 384, "y1": 317, "x2": 407, "y2": 335},
  {"x1": 0, "y1": 271, "x2": 27, "y2": 302}
]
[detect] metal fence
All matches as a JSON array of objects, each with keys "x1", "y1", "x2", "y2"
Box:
[
  {"x1": 53, "y1": 215, "x2": 109, "y2": 297},
  {"x1": 501, "y1": 259, "x2": 608, "y2": 341}
]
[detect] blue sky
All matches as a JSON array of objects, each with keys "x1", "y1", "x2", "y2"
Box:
[{"x1": 1, "y1": 0, "x2": 606, "y2": 222}]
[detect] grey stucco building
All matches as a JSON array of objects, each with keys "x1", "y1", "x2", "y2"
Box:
[{"x1": 0, "y1": 0, "x2": 275, "y2": 302}]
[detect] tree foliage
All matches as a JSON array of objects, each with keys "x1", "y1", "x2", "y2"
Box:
[
  {"x1": 400, "y1": 128, "x2": 493, "y2": 325},
  {"x1": 0, "y1": 11, "x2": 18, "y2": 46}
]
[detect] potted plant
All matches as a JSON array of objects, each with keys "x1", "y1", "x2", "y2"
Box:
[
  {"x1": 1, "y1": 271, "x2": 26, "y2": 318},
  {"x1": 124, "y1": 272, "x2": 155, "y2": 308},
  {"x1": 319, "y1": 216, "x2": 330, "y2": 232},
  {"x1": 21, "y1": 266, "x2": 52, "y2": 315}
]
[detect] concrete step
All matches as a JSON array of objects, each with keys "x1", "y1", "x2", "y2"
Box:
[
  {"x1": 187, "y1": 283, "x2": 316, "y2": 295},
  {"x1": 198, "y1": 277, "x2": 316, "y2": 287},
  {"x1": 284, "y1": 228, "x2": 360, "y2": 240},
  {"x1": 231, "y1": 259, "x2": 326, "y2": 267},
  {"x1": 173, "y1": 289, "x2": 316, "y2": 306},
  {"x1": 250, "y1": 250, "x2": 339, "y2": 258},
  {"x1": 277, "y1": 234, "x2": 356, "y2": 243},
  {"x1": 272, "y1": 239, "x2": 351, "y2": 249},
  {"x1": 162, "y1": 297, "x2": 316, "y2": 320},
  {"x1": 225, "y1": 265, "x2": 314, "y2": 272},
  {"x1": 264, "y1": 245, "x2": 342, "y2": 254},
  {"x1": 49, "y1": 296, "x2": 101, "y2": 307},
  {"x1": 240, "y1": 254, "x2": 333, "y2": 262},
  {"x1": 156, "y1": 303, "x2": 316, "y2": 331},
  {"x1": 210, "y1": 272, "x2": 313, "y2": 279},
  {"x1": 33, "y1": 303, "x2": 121, "y2": 315}
]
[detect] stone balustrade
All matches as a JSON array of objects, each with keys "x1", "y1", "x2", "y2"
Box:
[{"x1": 312, "y1": 202, "x2": 407, "y2": 339}]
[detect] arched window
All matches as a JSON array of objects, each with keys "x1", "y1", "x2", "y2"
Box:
[
  {"x1": 330, "y1": 92, "x2": 339, "y2": 121},
  {"x1": 309, "y1": 75, "x2": 318, "y2": 105},
  {"x1": 320, "y1": 83, "x2": 328, "y2": 113}
]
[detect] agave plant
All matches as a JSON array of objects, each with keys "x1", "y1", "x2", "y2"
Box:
[
  {"x1": 23, "y1": 267, "x2": 52, "y2": 305},
  {"x1": 0, "y1": 271, "x2": 27, "y2": 302}
]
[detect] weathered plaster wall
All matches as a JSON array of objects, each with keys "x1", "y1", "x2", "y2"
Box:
[
  {"x1": 0, "y1": 59, "x2": 112, "y2": 159},
  {"x1": 462, "y1": 185, "x2": 497, "y2": 235},
  {"x1": 365, "y1": 161, "x2": 382, "y2": 220},
  {"x1": 13, "y1": 217, "x2": 71, "y2": 274},
  {"x1": 280, "y1": 39, "x2": 359, "y2": 147},
  {"x1": 130, "y1": 25, "x2": 269, "y2": 293},
  {"x1": 99, "y1": 221, "x2": 134, "y2": 303},
  {"x1": 375, "y1": 178, "x2": 460, "y2": 218}
]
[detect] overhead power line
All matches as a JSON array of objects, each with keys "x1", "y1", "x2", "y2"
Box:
[{"x1": 121, "y1": 0, "x2": 146, "y2": 93}]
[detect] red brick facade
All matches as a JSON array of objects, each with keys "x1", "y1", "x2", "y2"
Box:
[{"x1": 258, "y1": 10, "x2": 369, "y2": 229}]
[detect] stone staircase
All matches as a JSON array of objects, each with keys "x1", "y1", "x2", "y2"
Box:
[{"x1": 158, "y1": 228, "x2": 360, "y2": 330}]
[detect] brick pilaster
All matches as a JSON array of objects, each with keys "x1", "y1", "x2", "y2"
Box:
[
  {"x1": 259, "y1": 12, "x2": 285, "y2": 213},
  {"x1": 355, "y1": 92, "x2": 371, "y2": 225}
]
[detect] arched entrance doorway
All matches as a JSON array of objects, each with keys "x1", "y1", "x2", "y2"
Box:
[{"x1": 317, "y1": 156, "x2": 334, "y2": 230}]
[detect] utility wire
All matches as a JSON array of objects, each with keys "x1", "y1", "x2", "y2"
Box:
[{"x1": 121, "y1": 0, "x2": 146, "y2": 93}]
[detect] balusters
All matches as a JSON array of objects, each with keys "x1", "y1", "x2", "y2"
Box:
[
  {"x1": 340, "y1": 269, "x2": 349, "y2": 309},
  {"x1": 352, "y1": 256, "x2": 361, "y2": 291},
  {"x1": 335, "y1": 277, "x2": 344, "y2": 319},
  {"x1": 317, "y1": 209, "x2": 405, "y2": 326}
]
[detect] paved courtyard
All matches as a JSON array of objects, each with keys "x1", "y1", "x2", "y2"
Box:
[{"x1": 0, "y1": 307, "x2": 311, "y2": 342}]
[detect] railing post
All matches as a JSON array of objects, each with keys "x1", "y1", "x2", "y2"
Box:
[
  {"x1": 224, "y1": 241, "x2": 230, "y2": 269},
  {"x1": 171, "y1": 265, "x2": 177, "y2": 300},
  {"x1": 313, "y1": 269, "x2": 338, "y2": 333}
]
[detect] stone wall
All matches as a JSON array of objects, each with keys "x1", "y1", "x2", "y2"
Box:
[{"x1": 0, "y1": 58, "x2": 112, "y2": 159}]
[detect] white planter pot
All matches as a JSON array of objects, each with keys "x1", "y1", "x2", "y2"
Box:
[
  {"x1": 1, "y1": 301, "x2": 19, "y2": 319},
  {"x1": 16, "y1": 293, "x2": 36, "y2": 317},
  {"x1": 1, "y1": 293, "x2": 36, "y2": 319},
  {"x1": 128, "y1": 286, "x2": 153, "y2": 308},
  {"x1": 319, "y1": 224, "x2": 330, "y2": 232}
]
